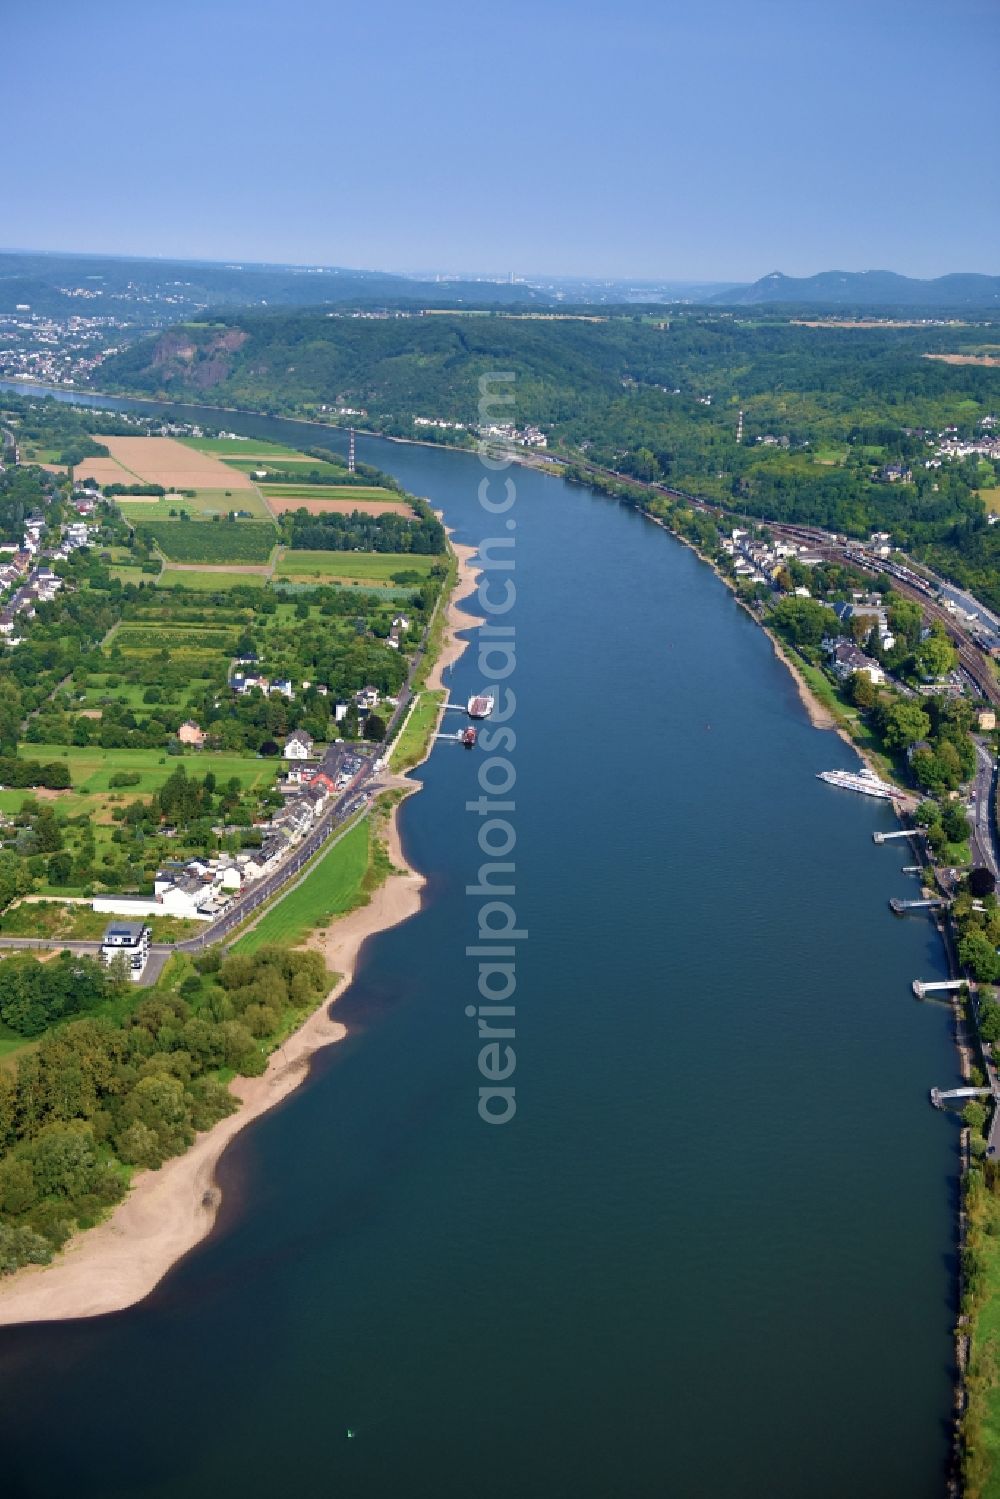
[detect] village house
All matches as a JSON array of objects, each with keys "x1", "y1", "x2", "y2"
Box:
[
  {"x1": 833, "y1": 596, "x2": 895, "y2": 652},
  {"x1": 387, "y1": 614, "x2": 411, "y2": 650},
  {"x1": 99, "y1": 921, "x2": 151, "y2": 980},
  {"x1": 231, "y1": 671, "x2": 270, "y2": 695},
  {"x1": 303, "y1": 783, "x2": 330, "y2": 819},
  {"x1": 880, "y1": 463, "x2": 913, "y2": 483},
  {"x1": 827, "y1": 640, "x2": 886, "y2": 686},
  {"x1": 178, "y1": 719, "x2": 206, "y2": 748},
  {"x1": 284, "y1": 729, "x2": 314, "y2": 760}
]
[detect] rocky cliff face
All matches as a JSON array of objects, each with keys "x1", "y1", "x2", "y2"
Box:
[{"x1": 147, "y1": 327, "x2": 249, "y2": 387}]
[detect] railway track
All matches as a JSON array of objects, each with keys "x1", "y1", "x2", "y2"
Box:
[{"x1": 567, "y1": 456, "x2": 1000, "y2": 707}]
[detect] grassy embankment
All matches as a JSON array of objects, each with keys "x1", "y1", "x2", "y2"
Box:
[
  {"x1": 791, "y1": 658, "x2": 897, "y2": 773},
  {"x1": 232, "y1": 814, "x2": 390, "y2": 955},
  {"x1": 390, "y1": 692, "x2": 446, "y2": 771},
  {"x1": 962, "y1": 1169, "x2": 1000, "y2": 1497}
]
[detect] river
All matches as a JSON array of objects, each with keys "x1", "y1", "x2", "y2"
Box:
[{"x1": 0, "y1": 382, "x2": 959, "y2": 1496}]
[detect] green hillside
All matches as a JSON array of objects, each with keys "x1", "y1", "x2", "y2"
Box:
[{"x1": 99, "y1": 307, "x2": 1000, "y2": 603}]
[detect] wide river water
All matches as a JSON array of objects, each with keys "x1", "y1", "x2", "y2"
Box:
[{"x1": 0, "y1": 385, "x2": 960, "y2": 1496}]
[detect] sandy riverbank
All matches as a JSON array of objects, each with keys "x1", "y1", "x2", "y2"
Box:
[
  {"x1": 426, "y1": 534, "x2": 482, "y2": 694},
  {"x1": 0, "y1": 545, "x2": 482, "y2": 1327},
  {"x1": 760, "y1": 624, "x2": 837, "y2": 731}
]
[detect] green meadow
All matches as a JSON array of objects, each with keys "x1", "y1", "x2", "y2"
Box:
[
  {"x1": 13, "y1": 744, "x2": 276, "y2": 797},
  {"x1": 275, "y1": 550, "x2": 435, "y2": 584},
  {"x1": 233, "y1": 817, "x2": 371, "y2": 953},
  {"x1": 117, "y1": 488, "x2": 273, "y2": 522},
  {"x1": 157, "y1": 567, "x2": 267, "y2": 589},
  {"x1": 261, "y1": 484, "x2": 402, "y2": 503},
  {"x1": 179, "y1": 437, "x2": 308, "y2": 460}
]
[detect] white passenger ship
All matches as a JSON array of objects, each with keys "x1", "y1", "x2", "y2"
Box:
[{"x1": 816, "y1": 766, "x2": 898, "y2": 800}]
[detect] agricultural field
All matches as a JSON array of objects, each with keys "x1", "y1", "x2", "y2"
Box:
[
  {"x1": 75, "y1": 673, "x2": 216, "y2": 712},
  {"x1": 135, "y1": 519, "x2": 277, "y2": 563},
  {"x1": 262, "y1": 483, "x2": 400, "y2": 500},
  {"x1": 233, "y1": 816, "x2": 371, "y2": 953},
  {"x1": 0, "y1": 739, "x2": 279, "y2": 907},
  {"x1": 110, "y1": 564, "x2": 155, "y2": 585},
  {"x1": 95, "y1": 435, "x2": 256, "y2": 490},
  {"x1": 13, "y1": 744, "x2": 276, "y2": 798},
  {"x1": 74, "y1": 455, "x2": 138, "y2": 487},
  {"x1": 158, "y1": 566, "x2": 267, "y2": 589},
  {"x1": 15, "y1": 440, "x2": 65, "y2": 465},
  {"x1": 262, "y1": 485, "x2": 412, "y2": 517},
  {"x1": 114, "y1": 623, "x2": 240, "y2": 655},
  {"x1": 980, "y1": 488, "x2": 1000, "y2": 515},
  {"x1": 117, "y1": 488, "x2": 273, "y2": 522},
  {"x1": 179, "y1": 437, "x2": 310, "y2": 460},
  {"x1": 275, "y1": 550, "x2": 436, "y2": 585},
  {"x1": 223, "y1": 458, "x2": 349, "y2": 479},
  {"x1": 924, "y1": 351, "x2": 1000, "y2": 368}
]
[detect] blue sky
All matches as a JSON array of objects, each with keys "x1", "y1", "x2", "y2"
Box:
[{"x1": 6, "y1": 0, "x2": 998, "y2": 281}]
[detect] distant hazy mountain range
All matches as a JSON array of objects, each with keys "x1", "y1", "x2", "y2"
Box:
[
  {"x1": 0, "y1": 251, "x2": 547, "y2": 319},
  {"x1": 710, "y1": 269, "x2": 1000, "y2": 308},
  {"x1": 1, "y1": 250, "x2": 997, "y2": 317}
]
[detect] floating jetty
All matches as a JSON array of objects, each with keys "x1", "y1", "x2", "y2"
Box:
[
  {"x1": 873, "y1": 828, "x2": 925, "y2": 844},
  {"x1": 890, "y1": 896, "x2": 950, "y2": 915},
  {"x1": 930, "y1": 1085, "x2": 993, "y2": 1109},
  {"x1": 913, "y1": 978, "x2": 966, "y2": 999}
]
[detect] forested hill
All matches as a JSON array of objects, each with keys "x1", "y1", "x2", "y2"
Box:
[
  {"x1": 712, "y1": 269, "x2": 1000, "y2": 309},
  {"x1": 99, "y1": 307, "x2": 1000, "y2": 601}
]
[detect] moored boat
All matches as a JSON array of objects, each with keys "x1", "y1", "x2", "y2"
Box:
[{"x1": 817, "y1": 766, "x2": 898, "y2": 799}]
